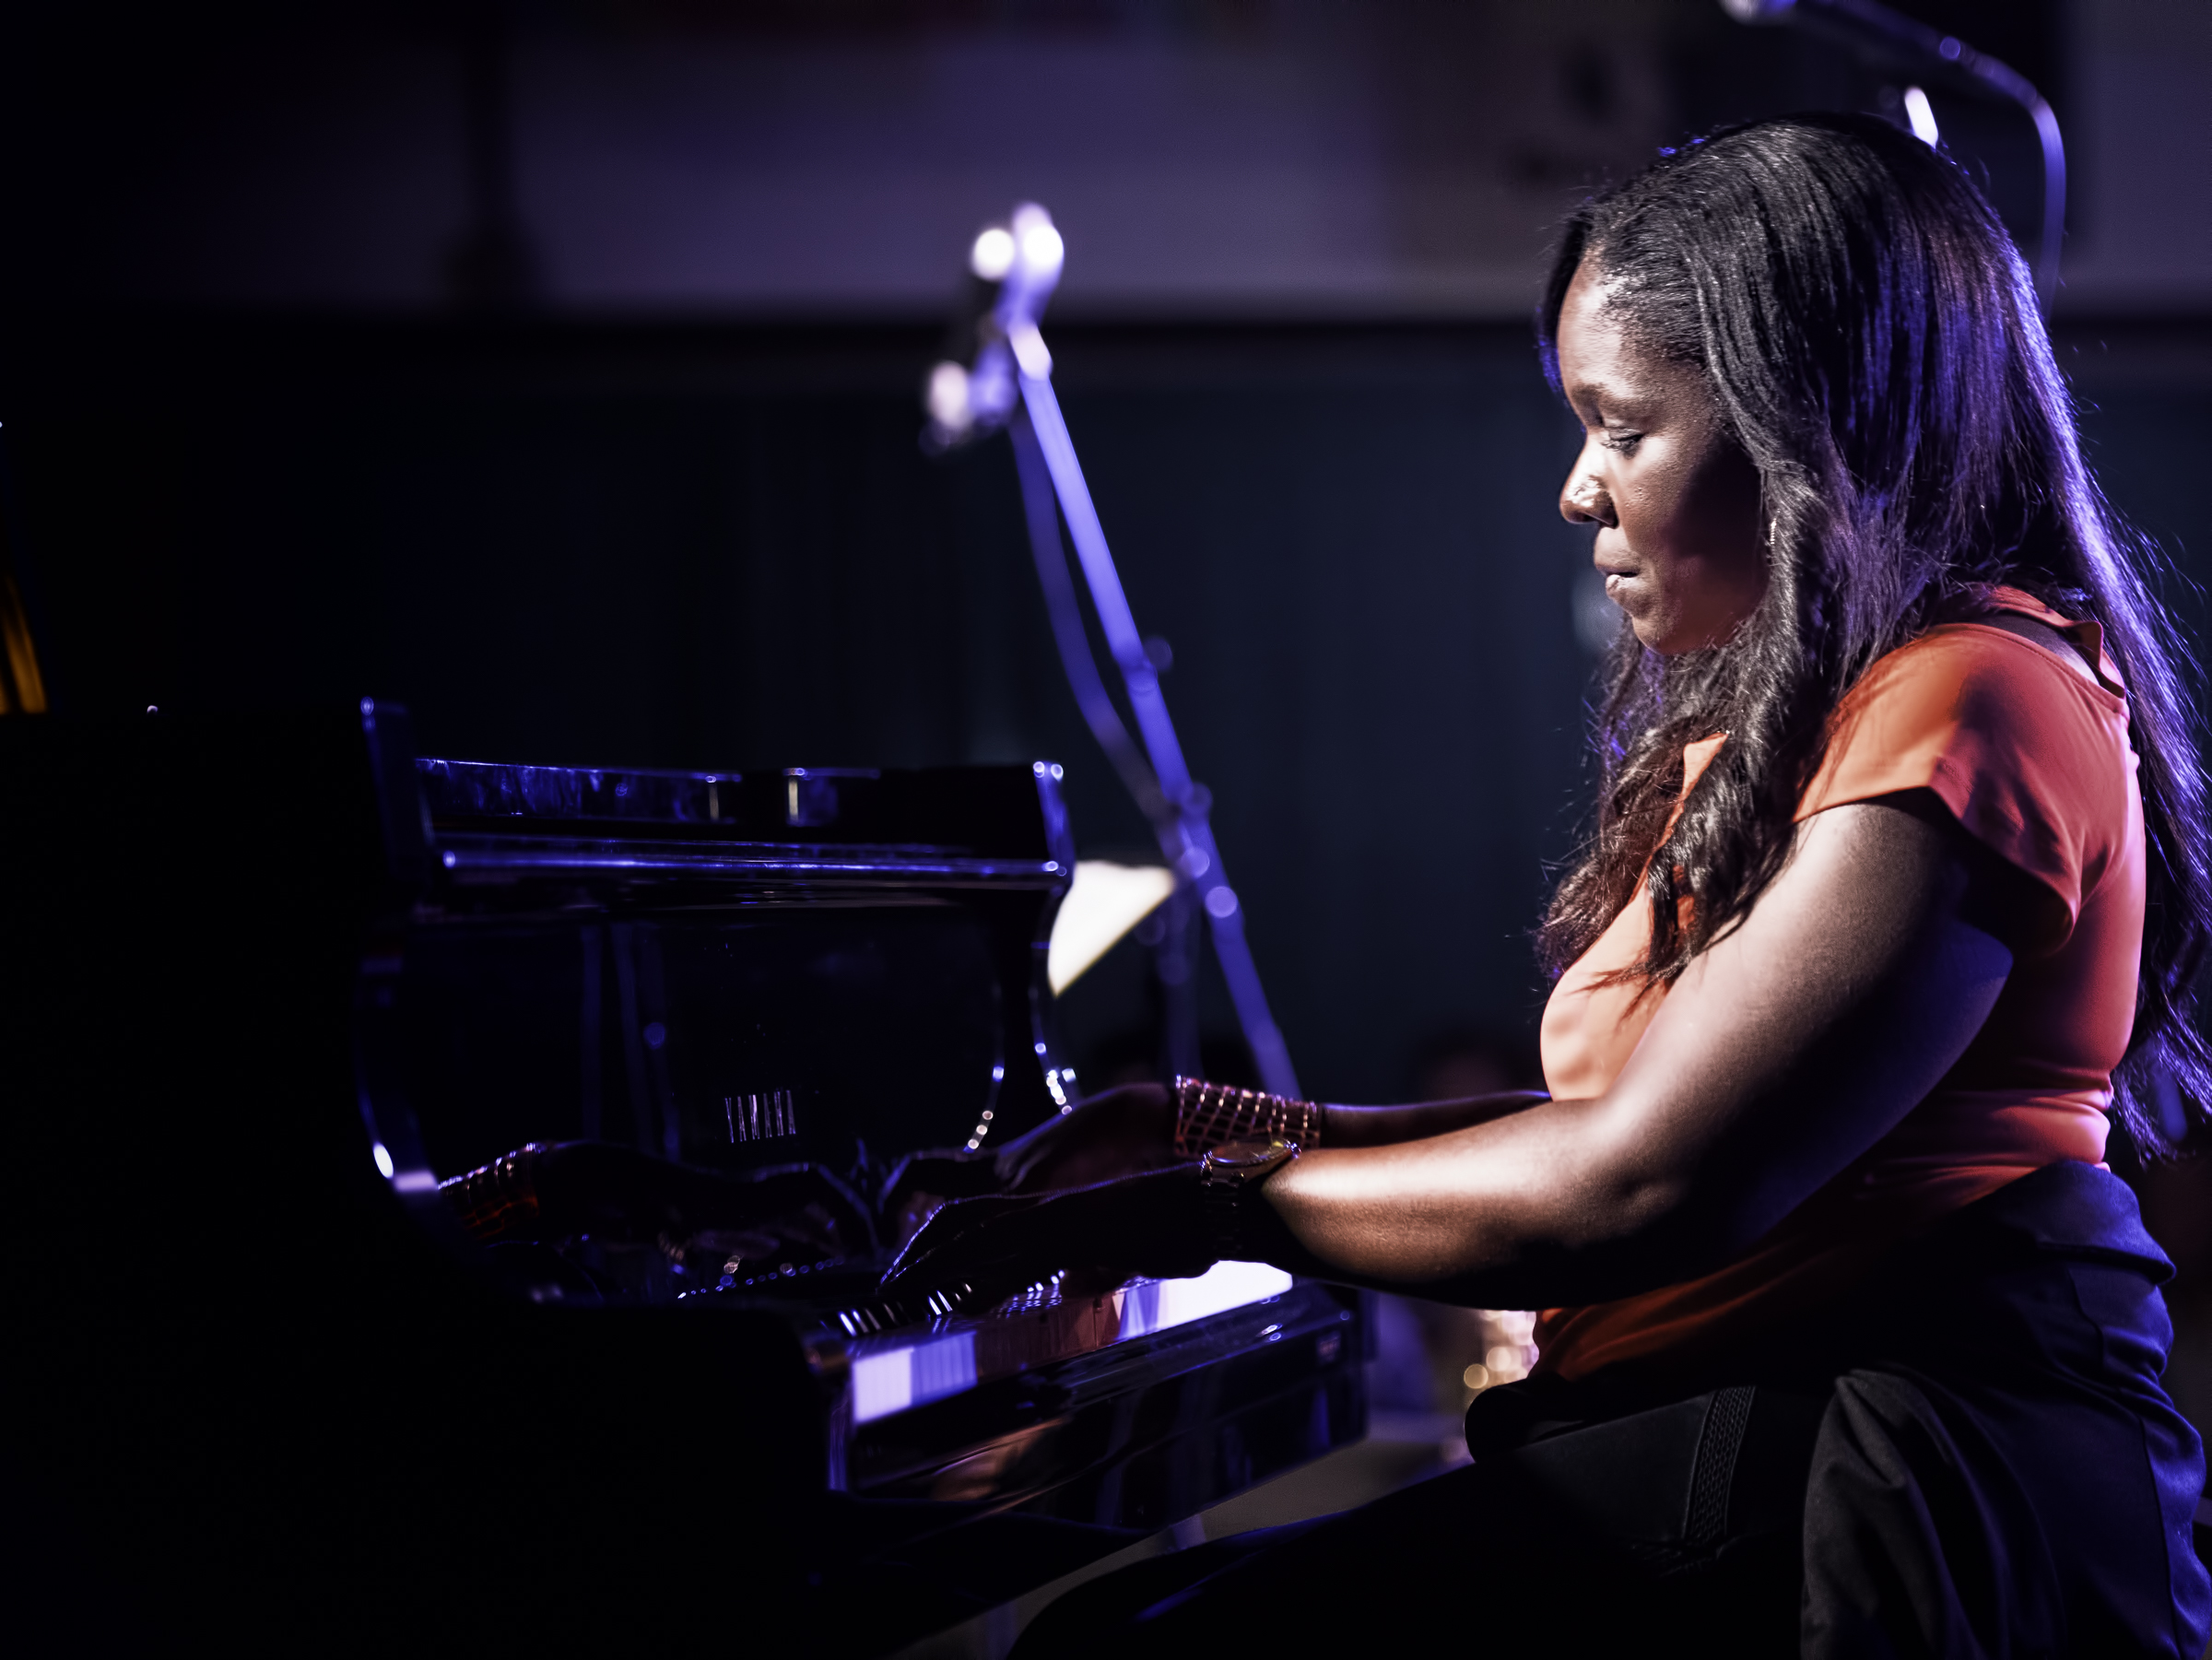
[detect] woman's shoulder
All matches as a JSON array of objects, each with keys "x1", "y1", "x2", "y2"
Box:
[
  {"x1": 1799, "y1": 587, "x2": 2138, "y2": 924},
  {"x1": 1830, "y1": 588, "x2": 2126, "y2": 743}
]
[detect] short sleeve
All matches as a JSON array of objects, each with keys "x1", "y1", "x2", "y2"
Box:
[{"x1": 1795, "y1": 625, "x2": 2136, "y2": 941}]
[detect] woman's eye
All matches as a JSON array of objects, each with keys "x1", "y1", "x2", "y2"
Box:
[{"x1": 1597, "y1": 429, "x2": 1642, "y2": 454}]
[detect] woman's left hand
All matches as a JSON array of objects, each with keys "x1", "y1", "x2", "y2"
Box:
[{"x1": 877, "y1": 1163, "x2": 1216, "y2": 1306}]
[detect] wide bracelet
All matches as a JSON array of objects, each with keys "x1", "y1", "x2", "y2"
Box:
[
  {"x1": 438, "y1": 1143, "x2": 547, "y2": 1242},
  {"x1": 1172, "y1": 1077, "x2": 1324, "y2": 1158}
]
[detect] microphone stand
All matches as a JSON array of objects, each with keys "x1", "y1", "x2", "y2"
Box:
[
  {"x1": 1723, "y1": 0, "x2": 2065, "y2": 311},
  {"x1": 1002, "y1": 412, "x2": 1201, "y2": 1086},
  {"x1": 928, "y1": 206, "x2": 1300, "y2": 1099}
]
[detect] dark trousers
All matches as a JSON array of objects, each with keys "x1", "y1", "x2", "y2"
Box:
[{"x1": 1015, "y1": 1163, "x2": 2211, "y2": 1658}]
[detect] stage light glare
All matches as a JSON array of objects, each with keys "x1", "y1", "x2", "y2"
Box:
[
  {"x1": 1019, "y1": 220, "x2": 1065, "y2": 275},
  {"x1": 970, "y1": 226, "x2": 1016, "y2": 280},
  {"x1": 372, "y1": 1141, "x2": 395, "y2": 1179},
  {"x1": 927, "y1": 361, "x2": 971, "y2": 431},
  {"x1": 1901, "y1": 85, "x2": 1940, "y2": 146}
]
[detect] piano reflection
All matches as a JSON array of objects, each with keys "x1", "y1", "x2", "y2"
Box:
[{"x1": 2, "y1": 702, "x2": 1362, "y2": 1653}]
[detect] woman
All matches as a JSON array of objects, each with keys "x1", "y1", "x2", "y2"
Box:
[{"x1": 884, "y1": 114, "x2": 2212, "y2": 1654}]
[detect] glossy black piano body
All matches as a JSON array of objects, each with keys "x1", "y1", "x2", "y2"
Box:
[{"x1": 2, "y1": 705, "x2": 1362, "y2": 1653}]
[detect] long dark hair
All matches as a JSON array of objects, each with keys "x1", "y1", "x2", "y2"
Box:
[{"x1": 1535, "y1": 113, "x2": 2212, "y2": 1158}]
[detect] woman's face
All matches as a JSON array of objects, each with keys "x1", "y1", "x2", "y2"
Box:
[{"x1": 1555, "y1": 263, "x2": 1769, "y2": 655}]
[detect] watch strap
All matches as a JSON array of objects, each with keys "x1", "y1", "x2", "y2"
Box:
[{"x1": 1197, "y1": 1136, "x2": 1300, "y2": 1258}]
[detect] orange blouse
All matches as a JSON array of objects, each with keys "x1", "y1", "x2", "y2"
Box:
[{"x1": 1534, "y1": 589, "x2": 2144, "y2": 1382}]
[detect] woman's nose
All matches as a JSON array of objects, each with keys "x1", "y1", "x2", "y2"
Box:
[{"x1": 1559, "y1": 464, "x2": 1615, "y2": 528}]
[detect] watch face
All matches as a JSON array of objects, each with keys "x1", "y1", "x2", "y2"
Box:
[{"x1": 1209, "y1": 1135, "x2": 1294, "y2": 1171}]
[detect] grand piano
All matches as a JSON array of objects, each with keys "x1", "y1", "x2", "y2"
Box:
[{"x1": 2, "y1": 702, "x2": 1362, "y2": 1653}]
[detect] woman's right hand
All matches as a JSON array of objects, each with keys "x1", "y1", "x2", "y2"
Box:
[
  {"x1": 880, "y1": 1163, "x2": 1216, "y2": 1307},
  {"x1": 992, "y1": 1082, "x2": 1184, "y2": 1194}
]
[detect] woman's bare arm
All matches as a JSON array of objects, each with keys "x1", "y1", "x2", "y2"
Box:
[
  {"x1": 1321, "y1": 1095, "x2": 1550, "y2": 1146},
  {"x1": 1261, "y1": 795, "x2": 2018, "y2": 1307}
]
